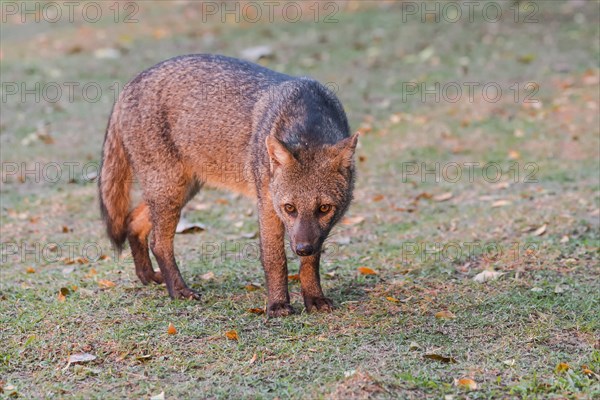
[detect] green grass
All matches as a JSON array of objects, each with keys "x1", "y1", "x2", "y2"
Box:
[{"x1": 1, "y1": 1, "x2": 599, "y2": 398}]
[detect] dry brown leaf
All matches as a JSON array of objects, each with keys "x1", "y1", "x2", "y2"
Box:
[
  {"x1": 491, "y1": 200, "x2": 511, "y2": 208},
  {"x1": 288, "y1": 274, "x2": 300, "y2": 281},
  {"x1": 423, "y1": 353, "x2": 457, "y2": 363},
  {"x1": 555, "y1": 362, "x2": 570, "y2": 373},
  {"x1": 372, "y1": 194, "x2": 385, "y2": 202},
  {"x1": 508, "y1": 150, "x2": 520, "y2": 160},
  {"x1": 433, "y1": 192, "x2": 453, "y2": 202},
  {"x1": 533, "y1": 224, "x2": 547, "y2": 236},
  {"x1": 245, "y1": 283, "x2": 261, "y2": 292},
  {"x1": 435, "y1": 310, "x2": 456, "y2": 319},
  {"x1": 25, "y1": 266, "x2": 35, "y2": 274},
  {"x1": 473, "y1": 270, "x2": 504, "y2": 283},
  {"x1": 358, "y1": 267, "x2": 377, "y2": 275},
  {"x1": 85, "y1": 268, "x2": 97, "y2": 279},
  {"x1": 167, "y1": 323, "x2": 177, "y2": 335},
  {"x1": 248, "y1": 353, "x2": 257, "y2": 364},
  {"x1": 225, "y1": 330, "x2": 238, "y2": 341},
  {"x1": 98, "y1": 279, "x2": 116, "y2": 289},
  {"x1": 455, "y1": 378, "x2": 477, "y2": 390},
  {"x1": 386, "y1": 296, "x2": 400, "y2": 303},
  {"x1": 342, "y1": 216, "x2": 365, "y2": 225},
  {"x1": 200, "y1": 271, "x2": 215, "y2": 280},
  {"x1": 57, "y1": 287, "x2": 70, "y2": 302},
  {"x1": 68, "y1": 353, "x2": 96, "y2": 364},
  {"x1": 248, "y1": 308, "x2": 265, "y2": 315}
]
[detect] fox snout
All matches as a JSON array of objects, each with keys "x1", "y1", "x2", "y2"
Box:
[
  {"x1": 295, "y1": 242, "x2": 315, "y2": 257},
  {"x1": 290, "y1": 219, "x2": 324, "y2": 257}
]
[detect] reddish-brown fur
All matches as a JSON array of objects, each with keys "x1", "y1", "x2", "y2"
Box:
[{"x1": 99, "y1": 54, "x2": 357, "y2": 316}]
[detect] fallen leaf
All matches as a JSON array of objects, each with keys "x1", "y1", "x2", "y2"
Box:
[
  {"x1": 167, "y1": 323, "x2": 177, "y2": 335},
  {"x1": 503, "y1": 359, "x2": 516, "y2": 366},
  {"x1": 85, "y1": 268, "x2": 97, "y2": 279},
  {"x1": 533, "y1": 224, "x2": 547, "y2": 236},
  {"x1": 288, "y1": 274, "x2": 300, "y2": 281},
  {"x1": 98, "y1": 279, "x2": 116, "y2": 289},
  {"x1": 342, "y1": 216, "x2": 365, "y2": 225},
  {"x1": 433, "y1": 192, "x2": 453, "y2": 202},
  {"x1": 424, "y1": 353, "x2": 457, "y2": 363},
  {"x1": 240, "y1": 45, "x2": 273, "y2": 62},
  {"x1": 62, "y1": 226, "x2": 70, "y2": 233},
  {"x1": 473, "y1": 270, "x2": 504, "y2": 283},
  {"x1": 68, "y1": 353, "x2": 96, "y2": 364},
  {"x1": 248, "y1": 353, "x2": 257, "y2": 364},
  {"x1": 560, "y1": 235, "x2": 569, "y2": 243},
  {"x1": 491, "y1": 200, "x2": 511, "y2": 208},
  {"x1": 200, "y1": 271, "x2": 215, "y2": 280},
  {"x1": 372, "y1": 194, "x2": 385, "y2": 202},
  {"x1": 435, "y1": 310, "x2": 456, "y2": 319},
  {"x1": 57, "y1": 287, "x2": 70, "y2": 302},
  {"x1": 175, "y1": 217, "x2": 206, "y2": 234},
  {"x1": 455, "y1": 378, "x2": 477, "y2": 390},
  {"x1": 555, "y1": 362, "x2": 570, "y2": 373},
  {"x1": 225, "y1": 330, "x2": 238, "y2": 341},
  {"x1": 508, "y1": 150, "x2": 520, "y2": 160},
  {"x1": 25, "y1": 267, "x2": 35, "y2": 274},
  {"x1": 245, "y1": 283, "x2": 261, "y2": 291},
  {"x1": 409, "y1": 341, "x2": 422, "y2": 351},
  {"x1": 386, "y1": 296, "x2": 400, "y2": 303},
  {"x1": 150, "y1": 392, "x2": 165, "y2": 400},
  {"x1": 248, "y1": 308, "x2": 265, "y2": 315},
  {"x1": 358, "y1": 267, "x2": 378, "y2": 275}
]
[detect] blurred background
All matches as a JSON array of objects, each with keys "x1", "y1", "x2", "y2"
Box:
[{"x1": 1, "y1": 1, "x2": 599, "y2": 398}]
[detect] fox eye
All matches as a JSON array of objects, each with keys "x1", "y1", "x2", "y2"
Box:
[
  {"x1": 319, "y1": 204, "x2": 332, "y2": 214},
  {"x1": 284, "y1": 204, "x2": 296, "y2": 214}
]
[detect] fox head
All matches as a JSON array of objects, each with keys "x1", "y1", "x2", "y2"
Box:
[{"x1": 265, "y1": 133, "x2": 359, "y2": 257}]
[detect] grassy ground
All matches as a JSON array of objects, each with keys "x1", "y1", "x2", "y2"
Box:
[{"x1": 1, "y1": 1, "x2": 599, "y2": 398}]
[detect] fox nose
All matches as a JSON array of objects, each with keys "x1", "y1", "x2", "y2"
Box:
[{"x1": 295, "y1": 243, "x2": 314, "y2": 256}]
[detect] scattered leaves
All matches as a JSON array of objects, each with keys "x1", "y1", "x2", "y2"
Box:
[
  {"x1": 435, "y1": 310, "x2": 456, "y2": 319},
  {"x1": 66, "y1": 353, "x2": 96, "y2": 369},
  {"x1": 98, "y1": 279, "x2": 116, "y2": 289},
  {"x1": 473, "y1": 270, "x2": 504, "y2": 283},
  {"x1": 555, "y1": 362, "x2": 570, "y2": 374},
  {"x1": 175, "y1": 217, "x2": 206, "y2": 234},
  {"x1": 57, "y1": 287, "x2": 70, "y2": 302},
  {"x1": 433, "y1": 192, "x2": 453, "y2": 202},
  {"x1": 245, "y1": 283, "x2": 261, "y2": 291},
  {"x1": 455, "y1": 378, "x2": 477, "y2": 390},
  {"x1": 342, "y1": 216, "x2": 365, "y2": 225},
  {"x1": 225, "y1": 330, "x2": 238, "y2": 341},
  {"x1": 423, "y1": 353, "x2": 457, "y2": 363},
  {"x1": 358, "y1": 267, "x2": 378, "y2": 275},
  {"x1": 200, "y1": 271, "x2": 215, "y2": 280},
  {"x1": 167, "y1": 323, "x2": 177, "y2": 335},
  {"x1": 533, "y1": 224, "x2": 547, "y2": 236}
]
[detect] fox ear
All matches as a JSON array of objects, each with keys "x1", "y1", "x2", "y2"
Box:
[
  {"x1": 334, "y1": 132, "x2": 359, "y2": 169},
  {"x1": 266, "y1": 136, "x2": 295, "y2": 171}
]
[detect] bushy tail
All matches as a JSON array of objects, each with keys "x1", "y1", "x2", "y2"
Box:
[{"x1": 98, "y1": 105, "x2": 132, "y2": 253}]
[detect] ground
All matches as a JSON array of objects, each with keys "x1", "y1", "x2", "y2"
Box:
[{"x1": 1, "y1": 1, "x2": 599, "y2": 399}]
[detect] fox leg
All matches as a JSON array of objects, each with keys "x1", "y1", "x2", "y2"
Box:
[
  {"x1": 258, "y1": 201, "x2": 293, "y2": 317},
  {"x1": 127, "y1": 202, "x2": 163, "y2": 285},
  {"x1": 300, "y1": 254, "x2": 333, "y2": 312},
  {"x1": 145, "y1": 180, "x2": 201, "y2": 300}
]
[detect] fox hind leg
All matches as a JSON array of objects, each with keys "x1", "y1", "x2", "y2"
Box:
[
  {"x1": 145, "y1": 177, "x2": 201, "y2": 300},
  {"x1": 127, "y1": 202, "x2": 163, "y2": 285}
]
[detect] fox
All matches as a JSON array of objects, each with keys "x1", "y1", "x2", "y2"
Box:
[{"x1": 99, "y1": 54, "x2": 358, "y2": 317}]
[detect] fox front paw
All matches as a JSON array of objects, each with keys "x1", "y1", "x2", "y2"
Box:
[
  {"x1": 267, "y1": 302, "x2": 295, "y2": 318},
  {"x1": 169, "y1": 286, "x2": 201, "y2": 301},
  {"x1": 304, "y1": 296, "x2": 334, "y2": 313}
]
